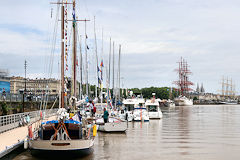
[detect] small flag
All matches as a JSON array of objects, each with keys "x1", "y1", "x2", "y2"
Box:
[
  {"x1": 72, "y1": 8, "x2": 76, "y2": 20},
  {"x1": 98, "y1": 77, "x2": 101, "y2": 84},
  {"x1": 87, "y1": 45, "x2": 89, "y2": 50},
  {"x1": 72, "y1": 8, "x2": 76, "y2": 28},
  {"x1": 97, "y1": 66, "x2": 100, "y2": 72},
  {"x1": 86, "y1": 34, "x2": 88, "y2": 39},
  {"x1": 100, "y1": 60, "x2": 104, "y2": 67}
]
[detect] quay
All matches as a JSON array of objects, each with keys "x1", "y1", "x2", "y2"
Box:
[{"x1": 0, "y1": 109, "x2": 57, "y2": 158}]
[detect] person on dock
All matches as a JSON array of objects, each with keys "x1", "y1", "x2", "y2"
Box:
[
  {"x1": 89, "y1": 101, "x2": 94, "y2": 116},
  {"x1": 103, "y1": 108, "x2": 109, "y2": 123}
]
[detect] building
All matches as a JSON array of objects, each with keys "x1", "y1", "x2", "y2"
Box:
[
  {"x1": 0, "y1": 69, "x2": 10, "y2": 93},
  {"x1": 10, "y1": 77, "x2": 60, "y2": 95},
  {"x1": 10, "y1": 76, "x2": 79, "y2": 96}
]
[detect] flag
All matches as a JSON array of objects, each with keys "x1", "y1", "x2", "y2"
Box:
[
  {"x1": 72, "y1": 8, "x2": 76, "y2": 20},
  {"x1": 86, "y1": 34, "x2": 88, "y2": 39},
  {"x1": 100, "y1": 83, "x2": 103, "y2": 89},
  {"x1": 98, "y1": 77, "x2": 101, "y2": 84},
  {"x1": 72, "y1": 8, "x2": 76, "y2": 27},
  {"x1": 97, "y1": 66, "x2": 100, "y2": 72},
  {"x1": 87, "y1": 45, "x2": 89, "y2": 50},
  {"x1": 100, "y1": 60, "x2": 104, "y2": 67}
]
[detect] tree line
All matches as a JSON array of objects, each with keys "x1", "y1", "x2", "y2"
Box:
[{"x1": 128, "y1": 87, "x2": 179, "y2": 100}]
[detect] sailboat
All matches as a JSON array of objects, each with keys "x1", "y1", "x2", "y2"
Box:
[
  {"x1": 95, "y1": 41, "x2": 127, "y2": 132},
  {"x1": 28, "y1": 0, "x2": 96, "y2": 157}
]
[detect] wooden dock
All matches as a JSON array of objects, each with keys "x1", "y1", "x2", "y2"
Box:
[{"x1": 0, "y1": 116, "x2": 56, "y2": 158}]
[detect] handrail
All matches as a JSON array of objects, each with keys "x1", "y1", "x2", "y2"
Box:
[{"x1": 0, "y1": 109, "x2": 58, "y2": 133}]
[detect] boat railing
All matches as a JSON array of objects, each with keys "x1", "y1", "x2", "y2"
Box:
[{"x1": 0, "y1": 108, "x2": 58, "y2": 134}]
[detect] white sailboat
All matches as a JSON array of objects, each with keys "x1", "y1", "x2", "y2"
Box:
[{"x1": 95, "y1": 103, "x2": 127, "y2": 132}]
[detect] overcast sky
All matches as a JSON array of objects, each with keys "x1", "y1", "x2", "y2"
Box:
[{"x1": 1, "y1": 0, "x2": 240, "y2": 94}]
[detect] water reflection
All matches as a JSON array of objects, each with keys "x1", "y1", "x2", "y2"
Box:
[{"x1": 13, "y1": 105, "x2": 240, "y2": 160}]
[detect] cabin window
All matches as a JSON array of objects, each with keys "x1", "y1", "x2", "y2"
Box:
[
  {"x1": 125, "y1": 104, "x2": 134, "y2": 111},
  {"x1": 148, "y1": 105, "x2": 157, "y2": 112}
]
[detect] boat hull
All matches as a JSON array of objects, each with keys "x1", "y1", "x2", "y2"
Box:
[
  {"x1": 149, "y1": 111, "x2": 162, "y2": 119},
  {"x1": 175, "y1": 98, "x2": 193, "y2": 106},
  {"x1": 29, "y1": 139, "x2": 94, "y2": 157},
  {"x1": 30, "y1": 147, "x2": 93, "y2": 158},
  {"x1": 98, "y1": 122, "x2": 127, "y2": 132}
]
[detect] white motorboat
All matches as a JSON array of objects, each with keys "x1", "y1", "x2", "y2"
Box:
[
  {"x1": 145, "y1": 99, "x2": 162, "y2": 119},
  {"x1": 167, "y1": 99, "x2": 176, "y2": 107},
  {"x1": 133, "y1": 98, "x2": 149, "y2": 122},
  {"x1": 174, "y1": 96, "x2": 193, "y2": 106},
  {"x1": 122, "y1": 99, "x2": 136, "y2": 121}
]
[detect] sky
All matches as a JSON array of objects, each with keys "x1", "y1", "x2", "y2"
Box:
[{"x1": 1, "y1": 0, "x2": 240, "y2": 94}]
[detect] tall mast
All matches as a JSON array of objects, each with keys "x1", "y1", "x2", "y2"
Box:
[
  {"x1": 85, "y1": 20, "x2": 88, "y2": 97},
  {"x1": 112, "y1": 42, "x2": 115, "y2": 99},
  {"x1": 108, "y1": 38, "x2": 111, "y2": 104},
  {"x1": 71, "y1": 0, "x2": 77, "y2": 100},
  {"x1": 94, "y1": 16, "x2": 99, "y2": 99},
  {"x1": 61, "y1": 2, "x2": 65, "y2": 108},
  {"x1": 79, "y1": 35, "x2": 83, "y2": 100},
  {"x1": 100, "y1": 29, "x2": 103, "y2": 106},
  {"x1": 118, "y1": 45, "x2": 121, "y2": 101}
]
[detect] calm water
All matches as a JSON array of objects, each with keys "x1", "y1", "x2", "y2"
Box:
[{"x1": 13, "y1": 105, "x2": 240, "y2": 160}]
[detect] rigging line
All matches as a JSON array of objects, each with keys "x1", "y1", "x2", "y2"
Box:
[
  {"x1": 41, "y1": 1, "x2": 60, "y2": 111},
  {"x1": 81, "y1": 0, "x2": 91, "y2": 20}
]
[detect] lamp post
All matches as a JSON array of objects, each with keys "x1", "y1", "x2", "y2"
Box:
[{"x1": 22, "y1": 60, "x2": 27, "y2": 112}]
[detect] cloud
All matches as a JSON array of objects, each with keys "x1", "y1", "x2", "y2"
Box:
[{"x1": 1, "y1": 0, "x2": 240, "y2": 94}]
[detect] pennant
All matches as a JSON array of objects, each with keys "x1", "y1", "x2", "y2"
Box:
[
  {"x1": 97, "y1": 66, "x2": 100, "y2": 72},
  {"x1": 76, "y1": 59, "x2": 78, "y2": 66},
  {"x1": 100, "y1": 60, "x2": 104, "y2": 67},
  {"x1": 87, "y1": 45, "x2": 89, "y2": 50},
  {"x1": 72, "y1": 8, "x2": 76, "y2": 28},
  {"x1": 86, "y1": 34, "x2": 88, "y2": 39},
  {"x1": 98, "y1": 77, "x2": 101, "y2": 84},
  {"x1": 100, "y1": 83, "x2": 103, "y2": 89},
  {"x1": 72, "y1": 8, "x2": 76, "y2": 20}
]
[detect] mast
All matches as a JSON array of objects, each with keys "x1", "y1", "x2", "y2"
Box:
[
  {"x1": 71, "y1": 0, "x2": 77, "y2": 100},
  {"x1": 94, "y1": 16, "x2": 99, "y2": 99},
  {"x1": 174, "y1": 57, "x2": 193, "y2": 97},
  {"x1": 85, "y1": 20, "x2": 88, "y2": 97},
  {"x1": 118, "y1": 45, "x2": 121, "y2": 101},
  {"x1": 61, "y1": 2, "x2": 65, "y2": 108},
  {"x1": 79, "y1": 35, "x2": 83, "y2": 100},
  {"x1": 108, "y1": 38, "x2": 111, "y2": 105},
  {"x1": 100, "y1": 29, "x2": 103, "y2": 107},
  {"x1": 112, "y1": 41, "x2": 115, "y2": 103}
]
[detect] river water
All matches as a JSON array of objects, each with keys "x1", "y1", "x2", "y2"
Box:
[{"x1": 13, "y1": 105, "x2": 240, "y2": 160}]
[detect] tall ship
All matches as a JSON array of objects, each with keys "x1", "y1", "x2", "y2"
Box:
[
  {"x1": 174, "y1": 57, "x2": 193, "y2": 106},
  {"x1": 219, "y1": 76, "x2": 238, "y2": 105},
  {"x1": 28, "y1": 0, "x2": 96, "y2": 158}
]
